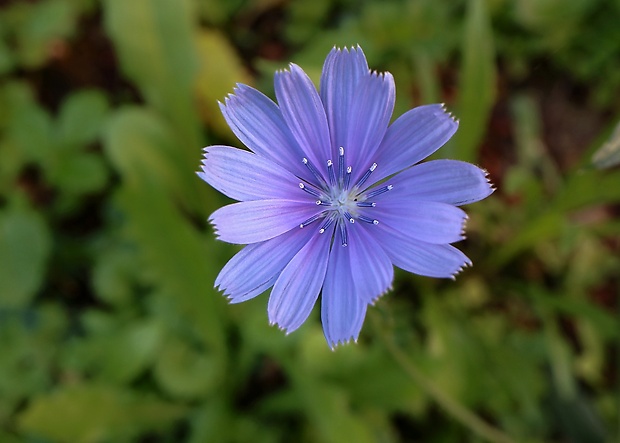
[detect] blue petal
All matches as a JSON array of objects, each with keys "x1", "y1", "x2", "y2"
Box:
[
  {"x1": 219, "y1": 84, "x2": 311, "y2": 181},
  {"x1": 215, "y1": 227, "x2": 316, "y2": 303},
  {"x1": 198, "y1": 146, "x2": 306, "y2": 201},
  {"x1": 347, "y1": 224, "x2": 394, "y2": 304},
  {"x1": 209, "y1": 200, "x2": 321, "y2": 244},
  {"x1": 320, "y1": 46, "x2": 370, "y2": 158},
  {"x1": 267, "y1": 224, "x2": 334, "y2": 333},
  {"x1": 374, "y1": 224, "x2": 472, "y2": 278},
  {"x1": 275, "y1": 64, "x2": 332, "y2": 176},
  {"x1": 321, "y1": 228, "x2": 367, "y2": 348},
  {"x1": 346, "y1": 71, "x2": 395, "y2": 184},
  {"x1": 374, "y1": 160, "x2": 494, "y2": 205},
  {"x1": 371, "y1": 200, "x2": 467, "y2": 244},
  {"x1": 368, "y1": 104, "x2": 458, "y2": 187}
]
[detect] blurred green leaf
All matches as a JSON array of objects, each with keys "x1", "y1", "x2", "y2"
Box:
[
  {"x1": 197, "y1": 0, "x2": 244, "y2": 25},
  {"x1": 102, "y1": 106, "x2": 209, "y2": 214},
  {"x1": 103, "y1": 0, "x2": 211, "y2": 214},
  {"x1": 0, "y1": 199, "x2": 51, "y2": 309},
  {"x1": 553, "y1": 169, "x2": 620, "y2": 211},
  {"x1": 91, "y1": 244, "x2": 141, "y2": 307},
  {"x1": 413, "y1": 50, "x2": 441, "y2": 104},
  {"x1": 195, "y1": 29, "x2": 253, "y2": 137},
  {"x1": 103, "y1": 106, "x2": 226, "y2": 354},
  {"x1": 154, "y1": 336, "x2": 220, "y2": 399},
  {"x1": 66, "y1": 319, "x2": 163, "y2": 384},
  {"x1": 57, "y1": 90, "x2": 110, "y2": 147},
  {"x1": 0, "y1": 304, "x2": 66, "y2": 418},
  {"x1": 11, "y1": 0, "x2": 77, "y2": 68},
  {"x1": 454, "y1": 0, "x2": 497, "y2": 162},
  {"x1": 18, "y1": 383, "x2": 186, "y2": 443},
  {"x1": 294, "y1": 382, "x2": 378, "y2": 443},
  {"x1": 285, "y1": 0, "x2": 332, "y2": 44},
  {"x1": 0, "y1": 36, "x2": 15, "y2": 75},
  {"x1": 0, "y1": 81, "x2": 53, "y2": 165},
  {"x1": 492, "y1": 211, "x2": 566, "y2": 267},
  {"x1": 530, "y1": 289, "x2": 619, "y2": 341},
  {"x1": 51, "y1": 152, "x2": 108, "y2": 195},
  {"x1": 187, "y1": 400, "x2": 231, "y2": 443},
  {"x1": 514, "y1": 0, "x2": 593, "y2": 49},
  {"x1": 103, "y1": 0, "x2": 202, "y2": 152}
]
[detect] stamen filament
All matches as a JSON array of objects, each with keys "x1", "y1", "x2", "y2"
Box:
[
  {"x1": 365, "y1": 184, "x2": 393, "y2": 199},
  {"x1": 300, "y1": 212, "x2": 324, "y2": 228},
  {"x1": 344, "y1": 166, "x2": 352, "y2": 190},
  {"x1": 339, "y1": 221, "x2": 348, "y2": 247},
  {"x1": 318, "y1": 215, "x2": 335, "y2": 234},
  {"x1": 343, "y1": 212, "x2": 355, "y2": 223},
  {"x1": 299, "y1": 182, "x2": 322, "y2": 198},
  {"x1": 302, "y1": 157, "x2": 327, "y2": 187},
  {"x1": 327, "y1": 160, "x2": 337, "y2": 186},
  {"x1": 338, "y1": 147, "x2": 345, "y2": 185},
  {"x1": 358, "y1": 215, "x2": 379, "y2": 225},
  {"x1": 356, "y1": 201, "x2": 376, "y2": 207},
  {"x1": 355, "y1": 163, "x2": 377, "y2": 189}
]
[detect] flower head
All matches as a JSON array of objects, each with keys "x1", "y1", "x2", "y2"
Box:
[{"x1": 198, "y1": 46, "x2": 493, "y2": 348}]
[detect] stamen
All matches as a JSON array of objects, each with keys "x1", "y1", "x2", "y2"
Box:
[
  {"x1": 327, "y1": 160, "x2": 336, "y2": 186},
  {"x1": 318, "y1": 215, "x2": 335, "y2": 234},
  {"x1": 299, "y1": 212, "x2": 323, "y2": 228},
  {"x1": 338, "y1": 147, "x2": 345, "y2": 184},
  {"x1": 365, "y1": 184, "x2": 393, "y2": 199},
  {"x1": 358, "y1": 215, "x2": 379, "y2": 225},
  {"x1": 316, "y1": 200, "x2": 331, "y2": 206},
  {"x1": 302, "y1": 157, "x2": 326, "y2": 187},
  {"x1": 355, "y1": 163, "x2": 377, "y2": 189},
  {"x1": 344, "y1": 166, "x2": 352, "y2": 189},
  {"x1": 343, "y1": 212, "x2": 355, "y2": 223},
  {"x1": 339, "y1": 221, "x2": 348, "y2": 247},
  {"x1": 299, "y1": 182, "x2": 321, "y2": 198},
  {"x1": 356, "y1": 201, "x2": 376, "y2": 208}
]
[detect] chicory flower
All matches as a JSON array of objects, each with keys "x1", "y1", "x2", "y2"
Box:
[{"x1": 198, "y1": 46, "x2": 493, "y2": 347}]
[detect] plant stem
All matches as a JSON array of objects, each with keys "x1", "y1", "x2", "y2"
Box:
[{"x1": 371, "y1": 312, "x2": 517, "y2": 443}]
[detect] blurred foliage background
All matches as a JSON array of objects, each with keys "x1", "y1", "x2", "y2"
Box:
[{"x1": 0, "y1": 0, "x2": 619, "y2": 442}]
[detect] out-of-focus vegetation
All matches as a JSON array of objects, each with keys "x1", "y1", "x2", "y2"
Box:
[{"x1": 0, "y1": 0, "x2": 619, "y2": 442}]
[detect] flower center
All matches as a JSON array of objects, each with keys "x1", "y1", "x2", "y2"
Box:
[{"x1": 298, "y1": 147, "x2": 393, "y2": 246}]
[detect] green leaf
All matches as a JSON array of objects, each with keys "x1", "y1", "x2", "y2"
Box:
[
  {"x1": 103, "y1": 106, "x2": 209, "y2": 212},
  {"x1": 514, "y1": 0, "x2": 593, "y2": 50},
  {"x1": 0, "y1": 199, "x2": 51, "y2": 309},
  {"x1": 103, "y1": 0, "x2": 202, "y2": 153},
  {"x1": 154, "y1": 336, "x2": 220, "y2": 399},
  {"x1": 0, "y1": 81, "x2": 53, "y2": 164},
  {"x1": 0, "y1": 36, "x2": 15, "y2": 75},
  {"x1": 72, "y1": 320, "x2": 163, "y2": 384},
  {"x1": 491, "y1": 211, "x2": 566, "y2": 267},
  {"x1": 51, "y1": 152, "x2": 109, "y2": 195},
  {"x1": 12, "y1": 0, "x2": 78, "y2": 68},
  {"x1": 294, "y1": 382, "x2": 378, "y2": 443},
  {"x1": 0, "y1": 304, "x2": 67, "y2": 412},
  {"x1": 413, "y1": 50, "x2": 441, "y2": 104},
  {"x1": 454, "y1": 0, "x2": 497, "y2": 162},
  {"x1": 18, "y1": 383, "x2": 186, "y2": 443},
  {"x1": 57, "y1": 90, "x2": 110, "y2": 147},
  {"x1": 195, "y1": 29, "x2": 252, "y2": 137},
  {"x1": 91, "y1": 245, "x2": 141, "y2": 307},
  {"x1": 103, "y1": 107, "x2": 226, "y2": 353},
  {"x1": 553, "y1": 169, "x2": 620, "y2": 212}
]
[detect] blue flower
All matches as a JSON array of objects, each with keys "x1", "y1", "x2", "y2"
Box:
[{"x1": 198, "y1": 46, "x2": 493, "y2": 348}]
